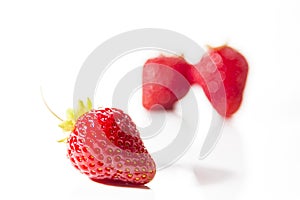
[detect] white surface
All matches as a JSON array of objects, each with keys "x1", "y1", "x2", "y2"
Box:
[{"x1": 1, "y1": 0, "x2": 300, "y2": 199}]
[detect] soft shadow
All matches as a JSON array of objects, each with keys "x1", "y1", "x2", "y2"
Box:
[
  {"x1": 193, "y1": 166, "x2": 235, "y2": 185},
  {"x1": 193, "y1": 124, "x2": 245, "y2": 199},
  {"x1": 90, "y1": 178, "x2": 150, "y2": 190}
]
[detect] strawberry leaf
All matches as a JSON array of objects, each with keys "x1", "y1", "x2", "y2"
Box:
[{"x1": 58, "y1": 98, "x2": 93, "y2": 139}]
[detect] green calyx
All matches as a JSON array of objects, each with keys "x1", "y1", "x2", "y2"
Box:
[{"x1": 59, "y1": 98, "x2": 93, "y2": 133}]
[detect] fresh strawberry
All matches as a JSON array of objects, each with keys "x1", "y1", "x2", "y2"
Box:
[
  {"x1": 142, "y1": 55, "x2": 193, "y2": 110},
  {"x1": 191, "y1": 45, "x2": 248, "y2": 117},
  {"x1": 59, "y1": 99, "x2": 156, "y2": 185}
]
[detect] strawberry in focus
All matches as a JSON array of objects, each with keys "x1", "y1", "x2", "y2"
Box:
[
  {"x1": 59, "y1": 99, "x2": 156, "y2": 185},
  {"x1": 142, "y1": 55, "x2": 193, "y2": 110},
  {"x1": 190, "y1": 45, "x2": 248, "y2": 117}
]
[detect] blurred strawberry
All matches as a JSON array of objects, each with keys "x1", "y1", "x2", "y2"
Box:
[
  {"x1": 142, "y1": 55, "x2": 192, "y2": 110},
  {"x1": 191, "y1": 45, "x2": 248, "y2": 117}
]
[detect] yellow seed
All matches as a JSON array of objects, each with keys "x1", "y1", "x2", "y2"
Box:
[
  {"x1": 88, "y1": 155, "x2": 94, "y2": 160},
  {"x1": 116, "y1": 149, "x2": 121, "y2": 154},
  {"x1": 142, "y1": 174, "x2": 147, "y2": 179},
  {"x1": 127, "y1": 174, "x2": 133, "y2": 178},
  {"x1": 89, "y1": 163, "x2": 95, "y2": 167},
  {"x1": 76, "y1": 157, "x2": 82, "y2": 162},
  {"x1": 113, "y1": 175, "x2": 119, "y2": 179},
  {"x1": 135, "y1": 177, "x2": 140, "y2": 181}
]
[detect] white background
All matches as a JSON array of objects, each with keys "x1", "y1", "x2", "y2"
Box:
[{"x1": 0, "y1": 0, "x2": 300, "y2": 199}]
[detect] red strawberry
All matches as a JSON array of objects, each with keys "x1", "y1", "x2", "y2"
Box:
[
  {"x1": 142, "y1": 55, "x2": 193, "y2": 110},
  {"x1": 190, "y1": 45, "x2": 248, "y2": 117},
  {"x1": 58, "y1": 99, "x2": 156, "y2": 185}
]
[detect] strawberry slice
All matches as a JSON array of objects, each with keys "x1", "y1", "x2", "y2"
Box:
[
  {"x1": 58, "y1": 99, "x2": 156, "y2": 185},
  {"x1": 142, "y1": 55, "x2": 193, "y2": 110},
  {"x1": 191, "y1": 45, "x2": 248, "y2": 117}
]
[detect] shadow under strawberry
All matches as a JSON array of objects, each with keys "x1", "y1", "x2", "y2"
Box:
[{"x1": 90, "y1": 178, "x2": 150, "y2": 189}]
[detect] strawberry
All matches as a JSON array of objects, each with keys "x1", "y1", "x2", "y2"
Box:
[
  {"x1": 58, "y1": 99, "x2": 156, "y2": 185},
  {"x1": 142, "y1": 55, "x2": 193, "y2": 110},
  {"x1": 191, "y1": 45, "x2": 248, "y2": 117}
]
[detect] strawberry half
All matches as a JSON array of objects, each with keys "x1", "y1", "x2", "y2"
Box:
[
  {"x1": 59, "y1": 99, "x2": 156, "y2": 185},
  {"x1": 142, "y1": 55, "x2": 193, "y2": 110},
  {"x1": 190, "y1": 45, "x2": 248, "y2": 117}
]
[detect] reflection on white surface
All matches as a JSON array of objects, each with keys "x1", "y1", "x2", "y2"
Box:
[
  {"x1": 71, "y1": 180, "x2": 155, "y2": 200},
  {"x1": 193, "y1": 166, "x2": 235, "y2": 185},
  {"x1": 194, "y1": 124, "x2": 245, "y2": 200}
]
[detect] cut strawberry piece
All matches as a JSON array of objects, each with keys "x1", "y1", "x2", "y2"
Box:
[
  {"x1": 191, "y1": 45, "x2": 248, "y2": 117},
  {"x1": 58, "y1": 99, "x2": 156, "y2": 185},
  {"x1": 142, "y1": 55, "x2": 193, "y2": 110}
]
